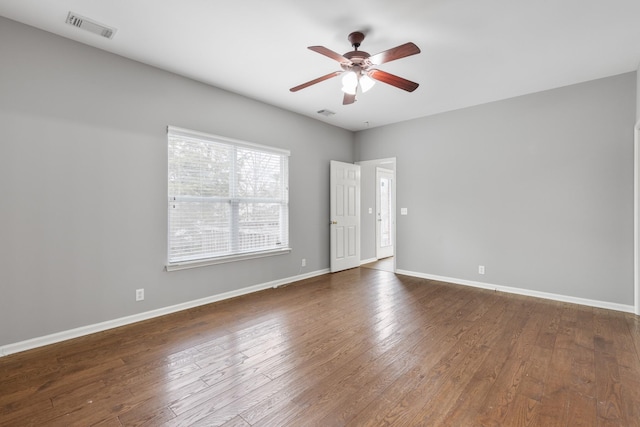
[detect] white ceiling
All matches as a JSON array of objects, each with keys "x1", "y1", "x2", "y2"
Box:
[{"x1": 1, "y1": 0, "x2": 639, "y2": 131}]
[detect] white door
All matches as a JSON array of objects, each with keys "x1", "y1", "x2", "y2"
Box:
[
  {"x1": 330, "y1": 160, "x2": 361, "y2": 272},
  {"x1": 376, "y1": 167, "x2": 394, "y2": 259}
]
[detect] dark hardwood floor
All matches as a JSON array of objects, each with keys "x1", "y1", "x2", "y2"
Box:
[{"x1": 1, "y1": 268, "x2": 639, "y2": 426}]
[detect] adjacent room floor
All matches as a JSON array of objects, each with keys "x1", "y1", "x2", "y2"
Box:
[{"x1": 361, "y1": 256, "x2": 394, "y2": 272}]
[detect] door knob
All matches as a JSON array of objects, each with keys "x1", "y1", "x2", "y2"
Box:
[{"x1": 330, "y1": 221, "x2": 338, "y2": 225}]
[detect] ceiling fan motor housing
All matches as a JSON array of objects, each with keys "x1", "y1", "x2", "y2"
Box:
[{"x1": 341, "y1": 52, "x2": 372, "y2": 74}]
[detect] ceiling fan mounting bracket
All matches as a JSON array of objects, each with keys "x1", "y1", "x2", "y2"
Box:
[{"x1": 348, "y1": 31, "x2": 365, "y2": 49}]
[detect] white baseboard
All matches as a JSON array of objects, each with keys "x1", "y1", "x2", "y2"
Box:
[
  {"x1": 360, "y1": 258, "x2": 378, "y2": 265},
  {"x1": 0, "y1": 268, "x2": 330, "y2": 358},
  {"x1": 3, "y1": 267, "x2": 631, "y2": 358},
  {"x1": 396, "y1": 269, "x2": 635, "y2": 314}
]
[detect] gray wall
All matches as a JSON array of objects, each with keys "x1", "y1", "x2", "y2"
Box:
[
  {"x1": 355, "y1": 72, "x2": 636, "y2": 305},
  {"x1": 0, "y1": 17, "x2": 353, "y2": 347}
]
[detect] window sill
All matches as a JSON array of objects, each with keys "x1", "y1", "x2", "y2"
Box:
[{"x1": 166, "y1": 247, "x2": 292, "y2": 272}]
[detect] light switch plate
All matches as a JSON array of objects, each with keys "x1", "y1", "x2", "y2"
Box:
[{"x1": 400, "y1": 208, "x2": 408, "y2": 215}]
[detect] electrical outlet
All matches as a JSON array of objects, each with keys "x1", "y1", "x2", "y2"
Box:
[
  {"x1": 301, "y1": 258, "x2": 306, "y2": 267},
  {"x1": 136, "y1": 288, "x2": 144, "y2": 301},
  {"x1": 478, "y1": 265, "x2": 485, "y2": 275}
]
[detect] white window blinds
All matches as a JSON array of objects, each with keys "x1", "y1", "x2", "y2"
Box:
[{"x1": 167, "y1": 126, "x2": 290, "y2": 266}]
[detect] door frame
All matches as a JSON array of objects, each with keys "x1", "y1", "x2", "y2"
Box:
[{"x1": 634, "y1": 120, "x2": 640, "y2": 315}]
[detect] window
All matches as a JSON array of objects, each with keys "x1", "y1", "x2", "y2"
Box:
[{"x1": 167, "y1": 126, "x2": 290, "y2": 269}]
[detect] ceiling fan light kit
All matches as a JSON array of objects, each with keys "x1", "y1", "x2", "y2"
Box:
[
  {"x1": 340, "y1": 70, "x2": 376, "y2": 95},
  {"x1": 359, "y1": 74, "x2": 376, "y2": 92},
  {"x1": 341, "y1": 71, "x2": 359, "y2": 95},
  {"x1": 290, "y1": 31, "x2": 421, "y2": 105}
]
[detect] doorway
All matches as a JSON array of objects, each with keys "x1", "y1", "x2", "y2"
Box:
[
  {"x1": 376, "y1": 167, "x2": 394, "y2": 260},
  {"x1": 355, "y1": 158, "x2": 396, "y2": 273}
]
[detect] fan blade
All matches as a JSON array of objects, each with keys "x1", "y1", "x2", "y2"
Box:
[
  {"x1": 343, "y1": 93, "x2": 356, "y2": 105},
  {"x1": 368, "y1": 69, "x2": 419, "y2": 92},
  {"x1": 290, "y1": 71, "x2": 342, "y2": 92},
  {"x1": 369, "y1": 42, "x2": 421, "y2": 65},
  {"x1": 308, "y1": 46, "x2": 350, "y2": 64}
]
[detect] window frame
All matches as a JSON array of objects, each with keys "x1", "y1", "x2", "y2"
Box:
[{"x1": 166, "y1": 126, "x2": 291, "y2": 271}]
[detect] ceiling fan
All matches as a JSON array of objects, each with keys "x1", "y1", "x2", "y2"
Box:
[{"x1": 290, "y1": 31, "x2": 421, "y2": 105}]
